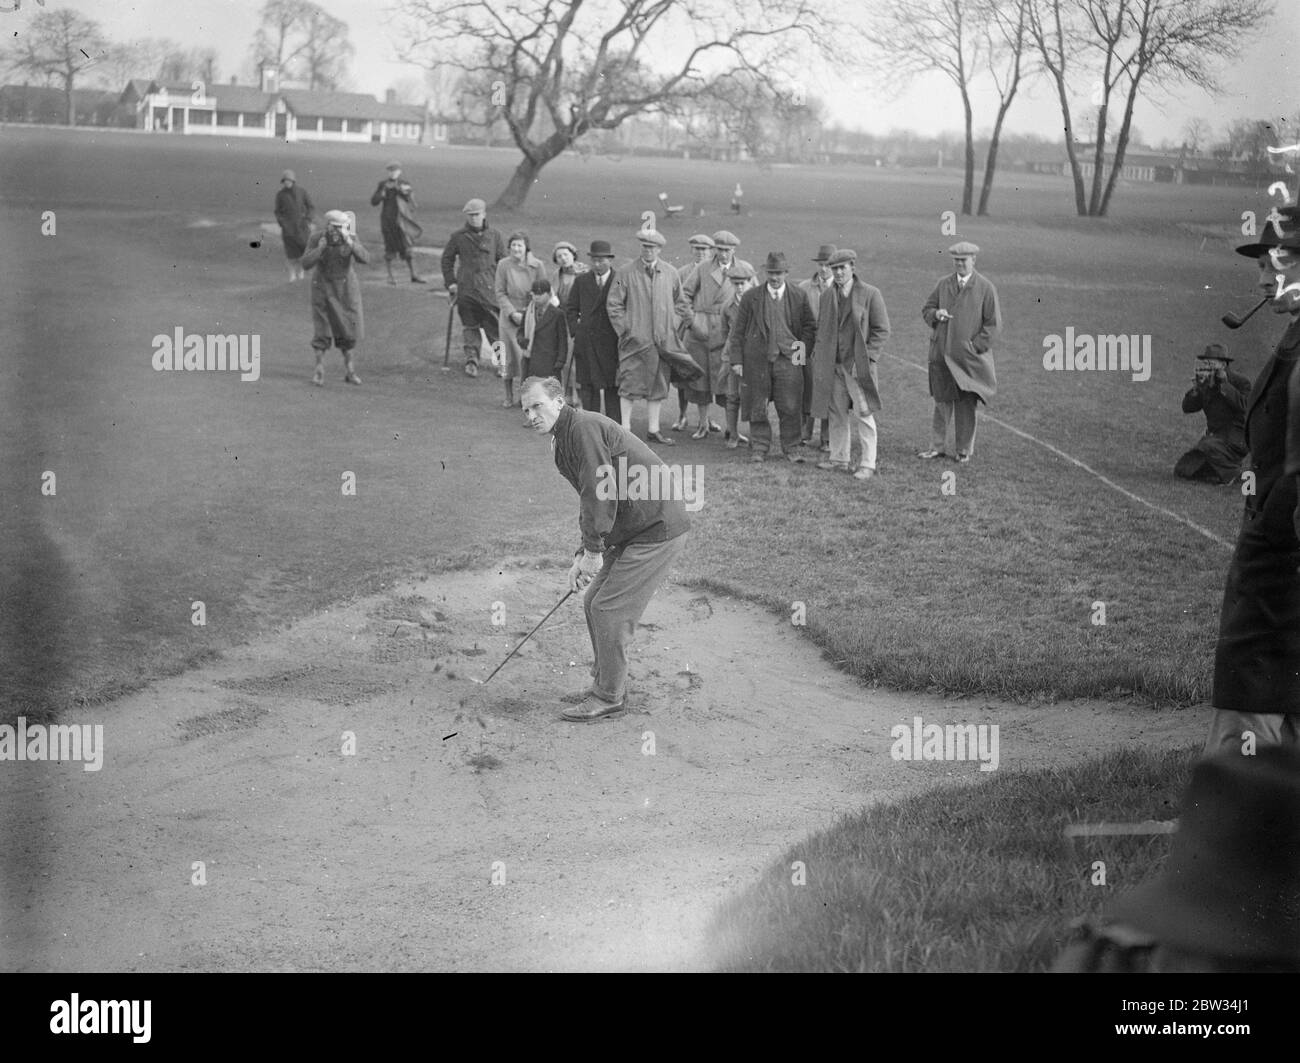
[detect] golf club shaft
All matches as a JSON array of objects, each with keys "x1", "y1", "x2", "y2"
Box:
[
  {"x1": 1223, "y1": 296, "x2": 1269, "y2": 329},
  {"x1": 443, "y1": 292, "x2": 457, "y2": 366},
  {"x1": 481, "y1": 588, "x2": 575, "y2": 684}
]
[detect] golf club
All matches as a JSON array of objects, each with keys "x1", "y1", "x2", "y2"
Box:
[
  {"x1": 441, "y1": 291, "x2": 457, "y2": 370},
  {"x1": 1222, "y1": 295, "x2": 1269, "y2": 329},
  {"x1": 473, "y1": 588, "x2": 575, "y2": 685}
]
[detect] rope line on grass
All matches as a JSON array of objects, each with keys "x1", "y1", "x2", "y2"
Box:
[{"x1": 882, "y1": 352, "x2": 1236, "y2": 551}]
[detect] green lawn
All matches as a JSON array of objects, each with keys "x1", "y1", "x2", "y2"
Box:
[{"x1": 1, "y1": 130, "x2": 1270, "y2": 722}]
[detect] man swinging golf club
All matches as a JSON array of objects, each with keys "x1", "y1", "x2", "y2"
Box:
[{"x1": 522, "y1": 375, "x2": 691, "y2": 721}]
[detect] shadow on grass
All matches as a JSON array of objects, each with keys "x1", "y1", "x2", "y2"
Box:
[{"x1": 701, "y1": 745, "x2": 1198, "y2": 972}]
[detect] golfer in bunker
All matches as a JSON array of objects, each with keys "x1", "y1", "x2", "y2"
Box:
[{"x1": 521, "y1": 376, "x2": 691, "y2": 721}]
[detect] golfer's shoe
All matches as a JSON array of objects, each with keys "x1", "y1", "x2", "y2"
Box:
[
  {"x1": 410, "y1": 274, "x2": 427, "y2": 283},
  {"x1": 708, "y1": 421, "x2": 724, "y2": 433},
  {"x1": 786, "y1": 451, "x2": 807, "y2": 464},
  {"x1": 816, "y1": 460, "x2": 850, "y2": 473},
  {"x1": 560, "y1": 695, "x2": 625, "y2": 722},
  {"x1": 917, "y1": 449, "x2": 945, "y2": 459},
  {"x1": 853, "y1": 466, "x2": 875, "y2": 480},
  {"x1": 671, "y1": 417, "x2": 689, "y2": 432},
  {"x1": 344, "y1": 371, "x2": 361, "y2": 385},
  {"x1": 955, "y1": 453, "x2": 971, "y2": 464},
  {"x1": 311, "y1": 364, "x2": 324, "y2": 386},
  {"x1": 560, "y1": 687, "x2": 597, "y2": 705},
  {"x1": 464, "y1": 360, "x2": 479, "y2": 377}
]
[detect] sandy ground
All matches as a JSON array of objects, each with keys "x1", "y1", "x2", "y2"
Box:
[{"x1": 0, "y1": 562, "x2": 1206, "y2": 972}]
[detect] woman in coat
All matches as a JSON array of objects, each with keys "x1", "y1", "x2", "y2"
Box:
[
  {"x1": 494, "y1": 231, "x2": 547, "y2": 408},
  {"x1": 274, "y1": 169, "x2": 314, "y2": 281},
  {"x1": 301, "y1": 209, "x2": 370, "y2": 386}
]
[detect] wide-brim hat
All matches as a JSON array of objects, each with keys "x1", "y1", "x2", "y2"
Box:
[
  {"x1": 763, "y1": 251, "x2": 789, "y2": 272},
  {"x1": 711, "y1": 230, "x2": 740, "y2": 248},
  {"x1": 1105, "y1": 746, "x2": 1300, "y2": 963},
  {"x1": 1236, "y1": 205, "x2": 1299, "y2": 258},
  {"x1": 948, "y1": 240, "x2": 980, "y2": 256},
  {"x1": 636, "y1": 229, "x2": 666, "y2": 248},
  {"x1": 588, "y1": 239, "x2": 615, "y2": 258},
  {"x1": 688, "y1": 233, "x2": 716, "y2": 249},
  {"x1": 462, "y1": 198, "x2": 487, "y2": 214},
  {"x1": 1198, "y1": 343, "x2": 1233, "y2": 363},
  {"x1": 812, "y1": 243, "x2": 837, "y2": 263},
  {"x1": 826, "y1": 248, "x2": 857, "y2": 267}
]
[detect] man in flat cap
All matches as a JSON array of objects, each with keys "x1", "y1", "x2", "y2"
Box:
[
  {"x1": 370, "y1": 161, "x2": 426, "y2": 285},
  {"x1": 721, "y1": 261, "x2": 757, "y2": 447},
  {"x1": 441, "y1": 197, "x2": 507, "y2": 377},
  {"x1": 1175, "y1": 344, "x2": 1251, "y2": 484},
  {"x1": 798, "y1": 244, "x2": 837, "y2": 453},
  {"x1": 274, "y1": 169, "x2": 314, "y2": 282},
  {"x1": 1205, "y1": 204, "x2": 1300, "y2": 756},
  {"x1": 919, "y1": 241, "x2": 1001, "y2": 464},
  {"x1": 671, "y1": 234, "x2": 718, "y2": 431},
  {"x1": 809, "y1": 249, "x2": 891, "y2": 479},
  {"x1": 566, "y1": 240, "x2": 622, "y2": 419},
  {"x1": 605, "y1": 230, "x2": 699, "y2": 444},
  {"x1": 725, "y1": 251, "x2": 817, "y2": 462}
]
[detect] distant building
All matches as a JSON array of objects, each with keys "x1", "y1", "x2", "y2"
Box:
[
  {"x1": 119, "y1": 63, "x2": 438, "y2": 145},
  {"x1": 1015, "y1": 142, "x2": 1285, "y2": 187}
]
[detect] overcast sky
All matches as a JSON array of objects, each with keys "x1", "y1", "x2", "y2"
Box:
[{"x1": 7, "y1": 0, "x2": 1297, "y2": 146}]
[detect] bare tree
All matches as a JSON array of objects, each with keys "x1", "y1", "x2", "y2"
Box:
[
  {"x1": 296, "y1": 5, "x2": 352, "y2": 90},
  {"x1": 251, "y1": 0, "x2": 351, "y2": 88},
  {"x1": 1031, "y1": 0, "x2": 1272, "y2": 216},
  {"x1": 865, "y1": 0, "x2": 987, "y2": 215},
  {"x1": 976, "y1": 0, "x2": 1033, "y2": 214},
  {"x1": 390, "y1": 0, "x2": 847, "y2": 210},
  {"x1": 1181, "y1": 115, "x2": 1210, "y2": 155},
  {"x1": 6, "y1": 7, "x2": 109, "y2": 124}
]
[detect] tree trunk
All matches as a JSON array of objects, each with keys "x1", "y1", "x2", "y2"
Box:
[
  {"x1": 977, "y1": 96, "x2": 1016, "y2": 216},
  {"x1": 961, "y1": 89, "x2": 975, "y2": 215},
  {"x1": 1088, "y1": 101, "x2": 1109, "y2": 216},
  {"x1": 1046, "y1": 67, "x2": 1087, "y2": 216},
  {"x1": 1098, "y1": 78, "x2": 1142, "y2": 217},
  {"x1": 64, "y1": 80, "x2": 75, "y2": 126}
]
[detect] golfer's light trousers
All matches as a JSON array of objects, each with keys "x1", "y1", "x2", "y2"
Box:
[
  {"x1": 828, "y1": 365, "x2": 878, "y2": 470},
  {"x1": 585, "y1": 534, "x2": 687, "y2": 704}
]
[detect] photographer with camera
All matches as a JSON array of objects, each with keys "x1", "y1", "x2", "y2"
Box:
[
  {"x1": 302, "y1": 210, "x2": 370, "y2": 386},
  {"x1": 1174, "y1": 343, "x2": 1251, "y2": 484},
  {"x1": 369, "y1": 161, "x2": 425, "y2": 285}
]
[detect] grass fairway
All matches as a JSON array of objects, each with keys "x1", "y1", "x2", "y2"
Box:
[
  {"x1": 702, "y1": 745, "x2": 1198, "y2": 972},
  {"x1": 1, "y1": 127, "x2": 1272, "y2": 722}
]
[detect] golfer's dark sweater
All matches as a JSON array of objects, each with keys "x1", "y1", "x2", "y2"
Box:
[{"x1": 550, "y1": 405, "x2": 691, "y2": 553}]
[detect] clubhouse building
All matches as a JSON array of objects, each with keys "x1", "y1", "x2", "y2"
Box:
[{"x1": 118, "y1": 63, "x2": 447, "y2": 147}]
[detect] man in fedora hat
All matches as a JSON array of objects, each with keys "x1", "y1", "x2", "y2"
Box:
[
  {"x1": 919, "y1": 241, "x2": 1001, "y2": 464},
  {"x1": 605, "y1": 229, "x2": 700, "y2": 444},
  {"x1": 565, "y1": 240, "x2": 622, "y2": 418},
  {"x1": 1174, "y1": 343, "x2": 1251, "y2": 484},
  {"x1": 799, "y1": 244, "x2": 837, "y2": 452},
  {"x1": 724, "y1": 251, "x2": 817, "y2": 463},
  {"x1": 522, "y1": 375, "x2": 690, "y2": 722},
  {"x1": 441, "y1": 196, "x2": 507, "y2": 377},
  {"x1": 1054, "y1": 745, "x2": 1300, "y2": 972},
  {"x1": 809, "y1": 249, "x2": 891, "y2": 479},
  {"x1": 274, "y1": 168, "x2": 315, "y2": 282},
  {"x1": 302, "y1": 209, "x2": 369, "y2": 386},
  {"x1": 1205, "y1": 204, "x2": 1300, "y2": 756},
  {"x1": 370, "y1": 161, "x2": 426, "y2": 285}
]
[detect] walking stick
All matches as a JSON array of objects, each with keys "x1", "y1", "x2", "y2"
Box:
[
  {"x1": 473, "y1": 589, "x2": 575, "y2": 685},
  {"x1": 441, "y1": 291, "x2": 457, "y2": 370}
]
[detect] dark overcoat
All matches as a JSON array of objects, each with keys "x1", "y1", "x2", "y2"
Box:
[
  {"x1": 921, "y1": 271, "x2": 1000, "y2": 403},
  {"x1": 808, "y1": 274, "x2": 890, "y2": 418},
  {"x1": 566, "y1": 269, "x2": 620, "y2": 389},
  {"x1": 274, "y1": 183, "x2": 314, "y2": 259},
  {"x1": 1212, "y1": 314, "x2": 1300, "y2": 714},
  {"x1": 724, "y1": 283, "x2": 817, "y2": 421}
]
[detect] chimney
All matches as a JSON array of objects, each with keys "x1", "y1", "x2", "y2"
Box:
[
  {"x1": 386, "y1": 89, "x2": 396, "y2": 104},
  {"x1": 259, "y1": 62, "x2": 278, "y2": 95}
]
